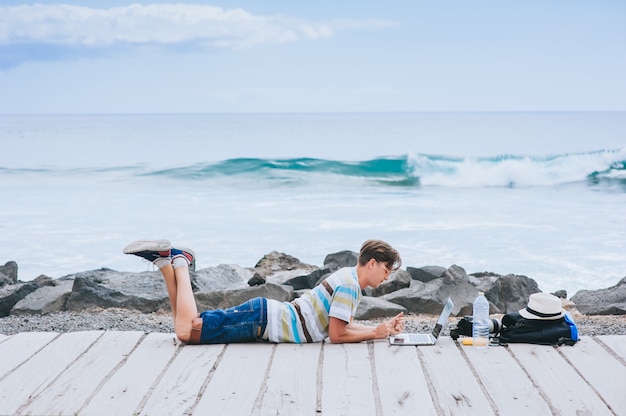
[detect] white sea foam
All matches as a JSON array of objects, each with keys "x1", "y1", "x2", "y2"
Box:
[{"x1": 408, "y1": 149, "x2": 626, "y2": 188}]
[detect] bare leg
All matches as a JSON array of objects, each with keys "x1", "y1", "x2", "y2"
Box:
[
  {"x1": 159, "y1": 264, "x2": 179, "y2": 322},
  {"x1": 159, "y1": 263, "x2": 198, "y2": 343},
  {"x1": 123, "y1": 240, "x2": 198, "y2": 343}
]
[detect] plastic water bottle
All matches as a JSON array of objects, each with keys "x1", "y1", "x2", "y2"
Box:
[{"x1": 472, "y1": 292, "x2": 490, "y2": 348}]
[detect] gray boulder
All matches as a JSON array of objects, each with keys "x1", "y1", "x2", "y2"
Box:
[
  {"x1": 283, "y1": 268, "x2": 332, "y2": 290},
  {"x1": 193, "y1": 264, "x2": 251, "y2": 291},
  {"x1": 248, "y1": 272, "x2": 266, "y2": 286},
  {"x1": 195, "y1": 283, "x2": 294, "y2": 310},
  {"x1": 380, "y1": 265, "x2": 537, "y2": 317},
  {"x1": 253, "y1": 251, "x2": 318, "y2": 286},
  {"x1": 64, "y1": 269, "x2": 169, "y2": 313},
  {"x1": 382, "y1": 286, "x2": 447, "y2": 314},
  {"x1": 407, "y1": 265, "x2": 446, "y2": 283},
  {"x1": 367, "y1": 270, "x2": 411, "y2": 297},
  {"x1": 0, "y1": 281, "x2": 41, "y2": 317},
  {"x1": 382, "y1": 273, "x2": 478, "y2": 317},
  {"x1": 255, "y1": 251, "x2": 316, "y2": 273},
  {"x1": 444, "y1": 264, "x2": 471, "y2": 282},
  {"x1": 11, "y1": 279, "x2": 74, "y2": 315},
  {"x1": 0, "y1": 261, "x2": 18, "y2": 285},
  {"x1": 324, "y1": 250, "x2": 358, "y2": 271},
  {"x1": 355, "y1": 296, "x2": 406, "y2": 320},
  {"x1": 467, "y1": 272, "x2": 540, "y2": 313},
  {"x1": 0, "y1": 272, "x2": 10, "y2": 288},
  {"x1": 571, "y1": 277, "x2": 626, "y2": 315},
  {"x1": 484, "y1": 274, "x2": 540, "y2": 314}
]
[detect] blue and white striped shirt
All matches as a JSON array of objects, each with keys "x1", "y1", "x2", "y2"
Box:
[{"x1": 267, "y1": 267, "x2": 361, "y2": 343}]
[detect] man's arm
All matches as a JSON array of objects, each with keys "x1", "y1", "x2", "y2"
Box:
[{"x1": 328, "y1": 312, "x2": 405, "y2": 343}]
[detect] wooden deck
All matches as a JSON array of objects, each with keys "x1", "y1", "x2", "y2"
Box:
[{"x1": 0, "y1": 332, "x2": 625, "y2": 415}]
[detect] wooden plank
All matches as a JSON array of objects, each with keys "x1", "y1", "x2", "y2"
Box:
[
  {"x1": 21, "y1": 331, "x2": 144, "y2": 415},
  {"x1": 559, "y1": 337, "x2": 626, "y2": 415},
  {"x1": 460, "y1": 341, "x2": 551, "y2": 415},
  {"x1": 508, "y1": 343, "x2": 613, "y2": 415},
  {"x1": 0, "y1": 332, "x2": 59, "y2": 379},
  {"x1": 138, "y1": 343, "x2": 225, "y2": 416},
  {"x1": 322, "y1": 342, "x2": 376, "y2": 415},
  {"x1": 193, "y1": 343, "x2": 275, "y2": 415},
  {"x1": 257, "y1": 343, "x2": 321, "y2": 415},
  {"x1": 419, "y1": 337, "x2": 494, "y2": 415},
  {"x1": 374, "y1": 341, "x2": 438, "y2": 415},
  {"x1": 0, "y1": 331, "x2": 103, "y2": 416},
  {"x1": 0, "y1": 334, "x2": 8, "y2": 344},
  {"x1": 596, "y1": 335, "x2": 626, "y2": 362},
  {"x1": 80, "y1": 333, "x2": 180, "y2": 416}
]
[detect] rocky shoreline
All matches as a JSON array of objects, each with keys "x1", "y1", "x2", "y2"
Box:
[
  {"x1": 2, "y1": 249, "x2": 625, "y2": 337},
  {"x1": 1, "y1": 308, "x2": 625, "y2": 337}
]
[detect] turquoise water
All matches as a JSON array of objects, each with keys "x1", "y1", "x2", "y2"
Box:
[{"x1": 1, "y1": 112, "x2": 625, "y2": 295}]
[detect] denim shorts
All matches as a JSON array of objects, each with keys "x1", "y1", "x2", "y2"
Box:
[{"x1": 198, "y1": 297, "x2": 268, "y2": 344}]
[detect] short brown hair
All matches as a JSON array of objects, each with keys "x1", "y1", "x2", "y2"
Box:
[{"x1": 358, "y1": 239, "x2": 402, "y2": 271}]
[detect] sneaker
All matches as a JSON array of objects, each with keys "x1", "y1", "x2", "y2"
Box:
[
  {"x1": 123, "y1": 239, "x2": 172, "y2": 263},
  {"x1": 171, "y1": 246, "x2": 196, "y2": 272}
]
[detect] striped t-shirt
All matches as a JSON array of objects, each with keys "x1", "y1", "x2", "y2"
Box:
[{"x1": 266, "y1": 267, "x2": 362, "y2": 343}]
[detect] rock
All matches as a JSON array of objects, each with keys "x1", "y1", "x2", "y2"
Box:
[
  {"x1": 484, "y1": 274, "x2": 541, "y2": 314},
  {"x1": 248, "y1": 272, "x2": 266, "y2": 286},
  {"x1": 443, "y1": 264, "x2": 470, "y2": 282},
  {"x1": 367, "y1": 270, "x2": 411, "y2": 297},
  {"x1": 381, "y1": 282, "x2": 456, "y2": 315},
  {"x1": 195, "y1": 283, "x2": 294, "y2": 310},
  {"x1": 264, "y1": 268, "x2": 321, "y2": 286},
  {"x1": 407, "y1": 266, "x2": 446, "y2": 283},
  {"x1": 11, "y1": 280, "x2": 74, "y2": 315},
  {"x1": 193, "y1": 264, "x2": 251, "y2": 291},
  {"x1": 282, "y1": 268, "x2": 332, "y2": 290},
  {"x1": 64, "y1": 269, "x2": 169, "y2": 313},
  {"x1": 33, "y1": 275, "x2": 57, "y2": 287},
  {"x1": 0, "y1": 261, "x2": 18, "y2": 284},
  {"x1": 571, "y1": 277, "x2": 626, "y2": 315},
  {"x1": 0, "y1": 272, "x2": 10, "y2": 288},
  {"x1": 381, "y1": 267, "x2": 538, "y2": 317},
  {"x1": 9, "y1": 247, "x2": 623, "y2": 321},
  {"x1": 355, "y1": 296, "x2": 406, "y2": 320},
  {"x1": 552, "y1": 290, "x2": 567, "y2": 299},
  {"x1": 383, "y1": 284, "x2": 475, "y2": 317},
  {"x1": 253, "y1": 251, "x2": 318, "y2": 286},
  {"x1": 324, "y1": 250, "x2": 358, "y2": 271},
  {"x1": 255, "y1": 251, "x2": 315, "y2": 274},
  {"x1": 0, "y1": 281, "x2": 41, "y2": 317}
]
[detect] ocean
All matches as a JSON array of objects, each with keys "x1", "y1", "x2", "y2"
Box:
[{"x1": 1, "y1": 112, "x2": 624, "y2": 296}]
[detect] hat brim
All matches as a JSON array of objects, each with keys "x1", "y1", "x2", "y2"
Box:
[{"x1": 519, "y1": 307, "x2": 566, "y2": 320}]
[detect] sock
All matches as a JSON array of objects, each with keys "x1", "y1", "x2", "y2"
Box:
[
  {"x1": 172, "y1": 256, "x2": 190, "y2": 269},
  {"x1": 153, "y1": 257, "x2": 171, "y2": 269}
]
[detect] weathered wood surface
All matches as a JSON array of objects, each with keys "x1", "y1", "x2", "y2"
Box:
[{"x1": 0, "y1": 332, "x2": 624, "y2": 415}]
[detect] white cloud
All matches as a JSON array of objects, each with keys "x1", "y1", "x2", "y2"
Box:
[{"x1": 0, "y1": 4, "x2": 394, "y2": 49}]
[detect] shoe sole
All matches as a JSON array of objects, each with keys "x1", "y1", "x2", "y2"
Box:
[{"x1": 123, "y1": 239, "x2": 171, "y2": 254}]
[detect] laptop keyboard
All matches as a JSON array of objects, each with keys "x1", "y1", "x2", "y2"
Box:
[{"x1": 405, "y1": 334, "x2": 434, "y2": 344}]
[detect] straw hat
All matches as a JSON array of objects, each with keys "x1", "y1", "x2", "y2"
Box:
[{"x1": 519, "y1": 293, "x2": 566, "y2": 320}]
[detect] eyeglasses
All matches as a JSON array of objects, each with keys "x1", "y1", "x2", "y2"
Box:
[{"x1": 377, "y1": 260, "x2": 392, "y2": 276}]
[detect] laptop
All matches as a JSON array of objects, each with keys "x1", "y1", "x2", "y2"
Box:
[{"x1": 389, "y1": 297, "x2": 454, "y2": 346}]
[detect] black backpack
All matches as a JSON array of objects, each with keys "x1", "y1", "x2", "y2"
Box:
[{"x1": 498, "y1": 312, "x2": 579, "y2": 346}]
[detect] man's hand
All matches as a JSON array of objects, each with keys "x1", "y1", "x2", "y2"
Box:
[{"x1": 387, "y1": 312, "x2": 405, "y2": 335}]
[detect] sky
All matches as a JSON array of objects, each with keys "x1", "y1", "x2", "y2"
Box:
[{"x1": 0, "y1": 0, "x2": 625, "y2": 114}]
